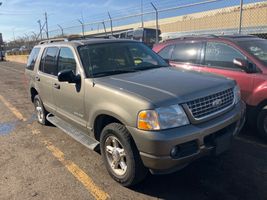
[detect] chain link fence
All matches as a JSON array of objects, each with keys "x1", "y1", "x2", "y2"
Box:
[{"x1": 6, "y1": 0, "x2": 267, "y2": 50}]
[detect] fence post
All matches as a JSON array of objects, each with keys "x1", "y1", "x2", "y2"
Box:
[
  {"x1": 57, "y1": 24, "x2": 64, "y2": 37},
  {"x1": 141, "y1": 0, "x2": 144, "y2": 28},
  {"x1": 102, "y1": 21, "x2": 107, "y2": 36},
  {"x1": 151, "y1": 2, "x2": 159, "y2": 44},
  {"x1": 238, "y1": 0, "x2": 243, "y2": 34},
  {"x1": 108, "y1": 12, "x2": 113, "y2": 36},
  {"x1": 37, "y1": 20, "x2": 42, "y2": 40},
  {"x1": 77, "y1": 19, "x2": 85, "y2": 38}
]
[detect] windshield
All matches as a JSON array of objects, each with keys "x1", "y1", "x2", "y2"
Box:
[
  {"x1": 78, "y1": 42, "x2": 168, "y2": 77},
  {"x1": 238, "y1": 39, "x2": 267, "y2": 65}
]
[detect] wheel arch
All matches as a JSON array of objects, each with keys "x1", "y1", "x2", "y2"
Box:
[
  {"x1": 30, "y1": 87, "x2": 38, "y2": 103},
  {"x1": 93, "y1": 114, "x2": 125, "y2": 141}
]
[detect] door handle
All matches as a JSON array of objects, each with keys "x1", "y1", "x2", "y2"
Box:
[
  {"x1": 53, "y1": 83, "x2": 60, "y2": 89},
  {"x1": 35, "y1": 76, "x2": 40, "y2": 81}
]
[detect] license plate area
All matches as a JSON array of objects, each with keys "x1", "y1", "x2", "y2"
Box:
[
  {"x1": 204, "y1": 123, "x2": 235, "y2": 155},
  {"x1": 214, "y1": 132, "x2": 232, "y2": 155}
]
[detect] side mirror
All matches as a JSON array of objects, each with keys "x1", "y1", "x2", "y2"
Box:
[
  {"x1": 164, "y1": 59, "x2": 170, "y2": 65},
  {"x1": 233, "y1": 58, "x2": 255, "y2": 73},
  {"x1": 58, "y1": 69, "x2": 80, "y2": 84}
]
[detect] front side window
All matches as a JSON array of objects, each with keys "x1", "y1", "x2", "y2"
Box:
[
  {"x1": 40, "y1": 47, "x2": 59, "y2": 76},
  {"x1": 26, "y1": 47, "x2": 40, "y2": 70},
  {"x1": 171, "y1": 42, "x2": 202, "y2": 64},
  {"x1": 58, "y1": 47, "x2": 76, "y2": 73},
  {"x1": 78, "y1": 42, "x2": 168, "y2": 77},
  {"x1": 238, "y1": 39, "x2": 267, "y2": 66},
  {"x1": 158, "y1": 45, "x2": 174, "y2": 60},
  {"x1": 205, "y1": 42, "x2": 246, "y2": 69}
]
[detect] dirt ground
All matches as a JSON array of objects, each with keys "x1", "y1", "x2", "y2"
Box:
[{"x1": 0, "y1": 61, "x2": 266, "y2": 200}]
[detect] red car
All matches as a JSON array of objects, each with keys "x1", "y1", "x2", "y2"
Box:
[{"x1": 153, "y1": 35, "x2": 267, "y2": 140}]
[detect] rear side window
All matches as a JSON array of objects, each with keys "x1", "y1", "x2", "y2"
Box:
[
  {"x1": 205, "y1": 42, "x2": 246, "y2": 69},
  {"x1": 58, "y1": 47, "x2": 76, "y2": 73},
  {"x1": 158, "y1": 45, "x2": 174, "y2": 60},
  {"x1": 40, "y1": 47, "x2": 59, "y2": 76},
  {"x1": 26, "y1": 48, "x2": 40, "y2": 70},
  {"x1": 171, "y1": 42, "x2": 202, "y2": 64}
]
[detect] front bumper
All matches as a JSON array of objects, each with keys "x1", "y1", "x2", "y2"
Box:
[{"x1": 127, "y1": 101, "x2": 245, "y2": 174}]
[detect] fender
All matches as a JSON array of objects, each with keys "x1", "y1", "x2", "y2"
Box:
[
  {"x1": 247, "y1": 80, "x2": 267, "y2": 107},
  {"x1": 87, "y1": 102, "x2": 135, "y2": 131}
]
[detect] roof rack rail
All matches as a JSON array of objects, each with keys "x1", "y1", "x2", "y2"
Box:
[
  {"x1": 38, "y1": 38, "x2": 69, "y2": 45},
  {"x1": 161, "y1": 34, "x2": 219, "y2": 42}
]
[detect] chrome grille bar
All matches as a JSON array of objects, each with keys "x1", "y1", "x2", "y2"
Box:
[{"x1": 186, "y1": 88, "x2": 234, "y2": 120}]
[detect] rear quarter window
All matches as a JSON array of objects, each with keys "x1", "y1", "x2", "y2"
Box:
[{"x1": 26, "y1": 48, "x2": 40, "y2": 70}]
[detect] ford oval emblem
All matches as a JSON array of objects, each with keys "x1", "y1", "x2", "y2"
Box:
[{"x1": 212, "y1": 99, "x2": 223, "y2": 107}]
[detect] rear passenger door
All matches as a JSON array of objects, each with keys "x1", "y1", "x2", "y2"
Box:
[
  {"x1": 53, "y1": 47, "x2": 86, "y2": 129},
  {"x1": 168, "y1": 41, "x2": 204, "y2": 71},
  {"x1": 36, "y1": 47, "x2": 59, "y2": 113}
]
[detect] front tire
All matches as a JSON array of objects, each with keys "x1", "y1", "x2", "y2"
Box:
[
  {"x1": 100, "y1": 123, "x2": 147, "y2": 187},
  {"x1": 257, "y1": 108, "x2": 267, "y2": 141},
  {"x1": 34, "y1": 95, "x2": 48, "y2": 125}
]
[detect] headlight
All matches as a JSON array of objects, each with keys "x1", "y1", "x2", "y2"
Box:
[
  {"x1": 233, "y1": 85, "x2": 241, "y2": 104},
  {"x1": 137, "y1": 105, "x2": 189, "y2": 130}
]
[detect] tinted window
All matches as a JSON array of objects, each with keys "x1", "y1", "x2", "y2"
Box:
[
  {"x1": 171, "y1": 42, "x2": 202, "y2": 64},
  {"x1": 205, "y1": 42, "x2": 246, "y2": 69},
  {"x1": 26, "y1": 48, "x2": 40, "y2": 70},
  {"x1": 158, "y1": 45, "x2": 174, "y2": 60},
  {"x1": 58, "y1": 48, "x2": 76, "y2": 73},
  {"x1": 40, "y1": 47, "x2": 59, "y2": 75},
  {"x1": 238, "y1": 39, "x2": 267, "y2": 65}
]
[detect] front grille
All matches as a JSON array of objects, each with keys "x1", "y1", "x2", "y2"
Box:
[{"x1": 186, "y1": 88, "x2": 234, "y2": 120}]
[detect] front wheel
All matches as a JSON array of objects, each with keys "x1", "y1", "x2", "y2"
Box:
[
  {"x1": 100, "y1": 123, "x2": 147, "y2": 187},
  {"x1": 257, "y1": 108, "x2": 267, "y2": 141}
]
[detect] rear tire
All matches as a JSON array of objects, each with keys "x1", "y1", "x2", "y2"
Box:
[
  {"x1": 257, "y1": 108, "x2": 267, "y2": 141},
  {"x1": 34, "y1": 95, "x2": 48, "y2": 125},
  {"x1": 100, "y1": 123, "x2": 147, "y2": 187}
]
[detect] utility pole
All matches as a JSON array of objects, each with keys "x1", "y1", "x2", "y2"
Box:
[
  {"x1": 37, "y1": 20, "x2": 42, "y2": 40},
  {"x1": 45, "y1": 12, "x2": 49, "y2": 39},
  {"x1": 12, "y1": 29, "x2": 15, "y2": 41},
  {"x1": 141, "y1": 0, "x2": 144, "y2": 28},
  {"x1": 151, "y1": 2, "x2": 159, "y2": 44},
  {"x1": 238, "y1": 0, "x2": 243, "y2": 34},
  {"x1": 108, "y1": 12, "x2": 113, "y2": 36}
]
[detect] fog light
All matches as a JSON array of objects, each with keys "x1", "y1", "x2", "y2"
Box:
[{"x1": 170, "y1": 146, "x2": 180, "y2": 157}]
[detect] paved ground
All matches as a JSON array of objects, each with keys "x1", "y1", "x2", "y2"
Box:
[{"x1": 0, "y1": 61, "x2": 266, "y2": 200}]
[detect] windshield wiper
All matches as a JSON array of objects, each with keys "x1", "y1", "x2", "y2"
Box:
[
  {"x1": 92, "y1": 69, "x2": 137, "y2": 77},
  {"x1": 134, "y1": 65, "x2": 167, "y2": 71}
]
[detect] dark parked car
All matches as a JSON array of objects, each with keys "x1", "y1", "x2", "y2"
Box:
[{"x1": 154, "y1": 35, "x2": 267, "y2": 140}]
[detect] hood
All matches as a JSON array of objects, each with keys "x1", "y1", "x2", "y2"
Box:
[{"x1": 95, "y1": 67, "x2": 235, "y2": 107}]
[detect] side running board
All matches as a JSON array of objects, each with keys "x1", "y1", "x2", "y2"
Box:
[{"x1": 47, "y1": 114, "x2": 99, "y2": 151}]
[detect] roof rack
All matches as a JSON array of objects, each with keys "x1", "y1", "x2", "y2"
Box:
[
  {"x1": 161, "y1": 34, "x2": 219, "y2": 42},
  {"x1": 38, "y1": 35, "x2": 118, "y2": 45},
  {"x1": 38, "y1": 38, "x2": 69, "y2": 45}
]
